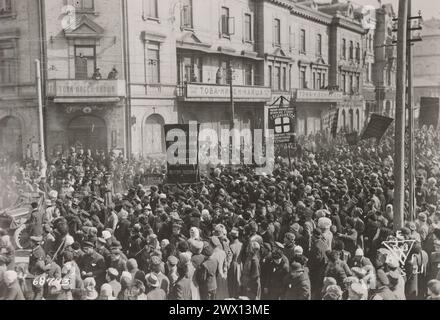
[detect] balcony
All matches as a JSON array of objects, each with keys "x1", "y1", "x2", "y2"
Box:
[
  {"x1": 46, "y1": 79, "x2": 126, "y2": 103},
  {"x1": 177, "y1": 83, "x2": 272, "y2": 103}
]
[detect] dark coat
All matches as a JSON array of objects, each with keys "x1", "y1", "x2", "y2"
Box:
[
  {"x1": 282, "y1": 272, "x2": 311, "y2": 300},
  {"x1": 262, "y1": 256, "x2": 290, "y2": 300},
  {"x1": 198, "y1": 257, "x2": 218, "y2": 293},
  {"x1": 169, "y1": 277, "x2": 192, "y2": 300}
]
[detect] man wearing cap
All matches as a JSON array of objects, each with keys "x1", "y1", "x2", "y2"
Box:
[
  {"x1": 150, "y1": 255, "x2": 170, "y2": 295},
  {"x1": 78, "y1": 241, "x2": 106, "y2": 289},
  {"x1": 109, "y1": 248, "x2": 127, "y2": 276},
  {"x1": 145, "y1": 273, "x2": 167, "y2": 300},
  {"x1": 106, "y1": 267, "x2": 121, "y2": 298},
  {"x1": 262, "y1": 249, "x2": 289, "y2": 300},
  {"x1": 28, "y1": 236, "x2": 46, "y2": 276},
  {"x1": 170, "y1": 223, "x2": 187, "y2": 248}
]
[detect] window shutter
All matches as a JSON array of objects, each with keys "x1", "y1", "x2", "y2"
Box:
[{"x1": 228, "y1": 17, "x2": 235, "y2": 35}]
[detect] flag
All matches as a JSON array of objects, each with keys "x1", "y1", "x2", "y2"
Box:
[
  {"x1": 330, "y1": 109, "x2": 339, "y2": 138},
  {"x1": 419, "y1": 97, "x2": 439, "y2": 129},
  {"x1": 360, "y1": 113, "x2": 394, "y2": 141}
]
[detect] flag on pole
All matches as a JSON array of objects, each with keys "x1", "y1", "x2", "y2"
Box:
[
  {"x1": 360, "y1": 113, "x2": 394, "y2": 141},
  {"x1": 330, "y1": 109, "x2": 339, "y2": 138}
]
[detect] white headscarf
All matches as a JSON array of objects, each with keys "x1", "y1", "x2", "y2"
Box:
[{"x1": 190, "y1": 227, "x2": 201, "y2": 240}]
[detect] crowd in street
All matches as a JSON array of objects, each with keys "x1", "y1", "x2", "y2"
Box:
[{"x1": 1, "y1": 126, "x2": 440, "y2": 300}]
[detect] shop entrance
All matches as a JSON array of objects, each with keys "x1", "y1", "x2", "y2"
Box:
[{"x1": 67, "y1": 115, "x2": 107, "y2": 152}]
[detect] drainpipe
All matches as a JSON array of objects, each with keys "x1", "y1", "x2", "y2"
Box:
[{"x1": 121, "y1": 0, "x2": 132, "y2": 159}]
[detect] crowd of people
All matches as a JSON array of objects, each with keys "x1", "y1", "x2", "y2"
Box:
[{"x1": 1, "y1": 125, "x2": 440, "y2": 301}]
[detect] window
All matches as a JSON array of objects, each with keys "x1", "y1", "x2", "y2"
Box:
[
  {"x1": 282, "y1": 67, "x2": 287, "y2": 91},
  {"x1": 316, "y1": 34, "x2": 322, "y2": 56},
  {"x1": 268, "y1": 66, "x2": 272, "y2": 88},
  {"x1": 273, "y1": 66, "x2": 281, "y2": 91},
  {"x1": 71, "y1": 0, "x2": 94, "y2": 12},
  {"x1": 74, "y1": 46, "x2": 96, "y2": 80},
  {"x1": 0, "y1": 0, "x2": 12, "y2": 15},
  {"x1": 0, "y1": 45, "x2": 14, "y2": 84},
  {"x1": 289, "y1": 26, "x2": 295, "y2": 52},
  {"x1": 300, "y1": 29, "x2": 306, "y2": 53},
  {"x1": 356, "y1": 42, "x2": 360, "y2": 62},
  {"x1": 349, "y1": 74, "x2": 353, "y2": 93},
  {"x1": 313, "y1": 72, "x2": 316, "y2": 89},
  {"x1": 369, "y1": 34, "x2": 372, "y2": 50},
  {"x1": 300, "y1": 68, "x2": 306, "y2": 89},
  {"x1": 144, "y1": 0, "x2": 158, "y2": 18},
  {"x1": 356, "y1": 75, "x2": 360, "y2": 92},
  {"x1": 181, "y1": 0, "x2": 193, "y2": 28},
  {"x1": 274, "y1": 19, "x2": 281, "y2": 46},
  {"x1": 322, "y1": 73, "x2": 326, "y2": 88},
  {"x1": 366, "y1": 63, "x2": 371, "y2": 82},
  {"x1": 147, "y1": 42, "x2": 160, "y2": 83},
  {"x1": 317, "y1": 72, "x2": 322, "y2": 89},
  {"x1": 221, "y1": 7, "x2": 230, "y2": 36},
  {"x1": 342, "y1": 74, "x2": 346, "y2": 93},
  {"x1": 387, "y1": 68, "x2": 391, "y2": 86},
  {"x1": 244, "y1": 13, "x2": 252, "y2": 42},
  {"x1": 244, "y1": 63, "x2": 253, "y2": 86},
  {"x1": 342, "y1": 38, "x2": 346, "y2": 59},
  {"x1": 178, "y1": 54, "x2": 202, "y2": 84},
  {"x1": 349, "y1": 41, "x2": 354, "y2": 59}
]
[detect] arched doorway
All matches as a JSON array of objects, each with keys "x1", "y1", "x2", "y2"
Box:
[
  {"x1": 0, "y1": 116, "x2": 22, "y2": 161},
  {"x1": 68, "y1": 115, "x2": 107, "y2": 152},
  {"x1": 144, "y1": 114, "x2": 165, "y2": 156},
  {"x1": 349, "y1": 109, "x2": 354, "y2": 132}
]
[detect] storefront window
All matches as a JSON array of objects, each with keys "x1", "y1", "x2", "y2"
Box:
[{"x1": 179, "y1": 54, "x2": 202, "y2": 83}]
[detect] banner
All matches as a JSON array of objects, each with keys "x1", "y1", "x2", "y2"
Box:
[
  {"x1": 268, "y1": 98, "x2": 296, "y2": 144},
  {"x1": 419, "y1": 97, "x2": 439, "y2": 129},
  {"x1": 164, "y1": 124, "x2": 200, "y2": 184},
  {"x1": 360, "y1": 113, "x2": 394, "y2": 141}
]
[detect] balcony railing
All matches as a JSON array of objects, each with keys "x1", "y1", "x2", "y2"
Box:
[
  {"x1": 46, "y1": 79, "x2": 126, "y2": 98},
  {"x1": 177, "y1": 82, "x2": 272, "y2": 102}
]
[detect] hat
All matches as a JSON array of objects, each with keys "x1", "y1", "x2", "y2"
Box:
[
  {"x1": 146, "y1": 273, "x2": 160, "y2": 288},
  {"x1": 30, "y1": 236, "x2": 43, "y2": 243},
  {"x1": 317, "y1": 217, "x2": 332, "y2": 229},
  {"x1": 167, "y1": 255, "x2": 178, "y2": 266},
  {"x1": 107, "y1": 268, "x2": 119, "y2": 277},
  {"x1": 272, "y1": 250, "x2": 283, "y2": 260},
  {"x1": 290, "y1": 262, "x2": 304, "y2": 273},
  {"x1": 355, "y1": 248, "x2": 364, "y2": 257},
  {"x1": 82, "y1": 241, "x2": 95, "y2": 249},
  {"x1": 294, "y1": 246, "x2": 303, "y2": 255},
  {"x1": 230, "y1": 228, "x2": 239, "y2": 237},
  {"x1": 150, "y1": 256, "x2": 162, "y2": 266},
  {"x1": 102, "y1": 230, "x2": 112, "y2": 240},
  {"x1": 100, "y1": 283, "x2": 115, "y2": 299},
  {"x1": 418, "y1": 212, "x2": 427, "y2": 222}
]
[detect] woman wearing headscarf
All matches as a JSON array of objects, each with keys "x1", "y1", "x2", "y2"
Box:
[
  {"x1": 82, "y1": 277, "x2": 98, "y2": 300},
  {"x1": 210, "y1": 236, "x2": 229, "y2": 300}
]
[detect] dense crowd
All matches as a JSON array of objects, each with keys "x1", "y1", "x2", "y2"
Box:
[{"x1": 1, "y1": 126, "x2": 440, "y2": 301}]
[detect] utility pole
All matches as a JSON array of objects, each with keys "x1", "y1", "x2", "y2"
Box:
[
  {"x1": 393, "y1": 0, "x2": 408, "y2": 230},
  {"x1": 35, "y1": 59, "x2": 47, "y2": 177},
  {"x1": 407, "y1": 6, "x2": 423, "y2": 221}
]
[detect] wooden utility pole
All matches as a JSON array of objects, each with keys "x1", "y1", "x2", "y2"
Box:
[
  {"x1": 393, "y1": 0, "x2": 408, "y2": 230},
  {"x1": 407, "y1": 0, "x2": 415, "y2": 221},
  {"x1": 228, "y1": 63, "x2": 235, "y2": 130}
]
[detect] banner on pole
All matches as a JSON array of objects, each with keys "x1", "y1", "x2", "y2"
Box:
[
  {"x1": 330, "y1": 109, "x2": 339, "y2": 138},
  {"x1": 164, "y1": 124, "x2": 200, "y2": 184},
  {"x1": 268, "y1": 98, "x2": 296, "y2": 144},
  {"x1": 345, "y1": 132, "x2": 359, "y2": 146},
  {"x1": 360, "y1": 113, "x2": 394, "y2": 141}
]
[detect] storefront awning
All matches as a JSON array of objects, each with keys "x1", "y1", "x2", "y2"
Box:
[{"x1": 53, "y1": 98, "x2": 121, "y2": 104}]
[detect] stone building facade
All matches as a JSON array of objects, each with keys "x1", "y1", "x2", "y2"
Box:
[{"x1": 0, "y1": 0, "x2": 41, "y2": 162}]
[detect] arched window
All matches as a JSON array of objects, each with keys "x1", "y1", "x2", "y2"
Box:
[
  {"x1": 144, "y1": 113, "x2": 165, "y2": 156},
  {"x1": 385, "y1": 101, "x2": 391, "y2": 116}
]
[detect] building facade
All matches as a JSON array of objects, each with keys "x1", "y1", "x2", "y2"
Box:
[
  {"x1": 43, "y1": 0, "x2": 127, "y2": 158},
  {"x1": 373, "y1": 3, "x2": 396, "y2": 117},
  {"x1": 320, "y1": 1, "x2": 366, "y2": 133},
  {"x1": 413, "y1": 18, "x2": 440, "y2": 110},
  {"x1": 0, "y1": 0, "x2": 41, "y2": 162}
]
